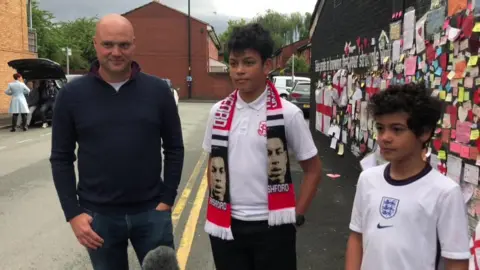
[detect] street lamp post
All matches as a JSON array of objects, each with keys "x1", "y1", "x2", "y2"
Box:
[{"x1": 61, "y1": 47, "x2": 71, "y2": 75}]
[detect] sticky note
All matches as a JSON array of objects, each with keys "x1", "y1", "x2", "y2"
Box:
[
  {"x1": 469, "y1": 56, "x2": 479, "y2": 66},
  {"x1": 459, "y1": 87, "x2": 465, "y2": 102},
  {"x1": 471, "y1": 129, "x2": 479, "y2": 140},
  {"x1": 448, "y1": 71, "x2": 456, "y2": 80},
  {"x1": 439, "y1": 91, "x2": 446, "y2": 100},
  {"x1": 435, "y1": 67, "x2": 443, "y2": 76},
  {"x1": 438, "y1": 150, "x2": 447, "y2": 160},
  {"x1": 465, "y1": 91, "x2": 470, "y2": 101},
  {"x1": 461, "y1": 146, "x2": 471, "y2": 158},
  {"x1": 474, "y1": 23, "x2": 480, "y2": 32},
  {"x1": 450, "y1": 142, "x2": 461, "y2": 153},
  {"x1": 446, "y1": 93, "x2": 453, "y2": 102}
]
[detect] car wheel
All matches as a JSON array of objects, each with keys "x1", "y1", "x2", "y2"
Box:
[{"x1": 280, "y1": 94, "x2": 288, "y2": 99}]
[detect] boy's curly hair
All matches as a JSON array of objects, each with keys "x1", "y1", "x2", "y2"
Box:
[
  {"x1": 368, "y1": 83, "x2": 442, "y2": 140},
  {"x1": 227, "y1": 23, "x2": 274, "y2": 63}
]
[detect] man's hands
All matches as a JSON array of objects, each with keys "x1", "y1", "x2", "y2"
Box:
[
  {"x1": 156, "y1": 202, "x2": 172, "y2": 211},
  {"x1": 69, "y1": 213, "x2": 104, "y2": 250}
]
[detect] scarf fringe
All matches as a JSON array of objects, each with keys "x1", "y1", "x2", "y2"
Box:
[
  {"x1": 205, "y1": 220, "x2": 234, "y2": 240},
  {"x1": 268, "y1": 207, "x2": 296, "y2": 226}
]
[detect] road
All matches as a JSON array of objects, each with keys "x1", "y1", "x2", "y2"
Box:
[{"x1": 0, "y1": 102, "x2": 356, "y2": 270}]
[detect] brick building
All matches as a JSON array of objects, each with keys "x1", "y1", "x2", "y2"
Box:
[
  {"x1": 0, "y1": 0, "x2": 37, "y2": 113},
  {"x1": 123, "y1": 1, "x2": 231, "y2": 100},
  {"x1": 271, "y1": 38, "x2": 310, "y2": 74}
]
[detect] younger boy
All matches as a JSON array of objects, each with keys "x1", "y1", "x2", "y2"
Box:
[{"x1": 345, "y1": 83, "x2": 470, "y2": 270}]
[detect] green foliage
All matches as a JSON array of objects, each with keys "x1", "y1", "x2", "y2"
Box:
[
  {"x1": 285, "y1": 55, "x2": 309, "y2": 73},
  {"x1": 32, "y1": 0, "x2": 97, "y2": 71},
  {"x1": 218, "y1": 10, "x2": 312, "y2": 63}
]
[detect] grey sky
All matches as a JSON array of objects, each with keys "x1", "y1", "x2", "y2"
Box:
[{"x1": 37, "y1": 0, "x2": 317, "y2": 34}]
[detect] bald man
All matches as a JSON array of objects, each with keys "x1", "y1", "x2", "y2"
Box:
[{"x1": 50, "y1": 14, "x2": 184, "y2": 269}]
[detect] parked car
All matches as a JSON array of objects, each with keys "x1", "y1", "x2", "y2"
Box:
[
  {"x1": 161, "y1": 78, "x2": 179, "y2": 106},
  {"x1": 8, "y1": 58, "x2": 66, "y2": 126},
  {"x1": 66, "y1": 74, "x2": 84, "y2": 83},
  {"x1": 272, "y1": 76, "x2": 310, "y2": 98},
  {"x1": 287, "y1": 81, "x2": 311, "y2": 115}
]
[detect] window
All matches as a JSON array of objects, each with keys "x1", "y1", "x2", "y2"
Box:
[{"x1": 286, "y1": 79, "x2": 293, "y2": 87}]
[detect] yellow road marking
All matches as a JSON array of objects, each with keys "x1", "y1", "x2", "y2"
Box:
[
  {"x1": 172, "y1": 151, "x2": 207, "y2": 228},
  {"x1": 176, "y1": 168, "x2": 209, "y2": 270}
]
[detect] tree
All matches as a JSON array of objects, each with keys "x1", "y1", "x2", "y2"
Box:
[
  {"x1": 31, "y1": 1, "x2": 97, "y2": 71},
  {"x1": 218, "y1": 11, "x2": 312, "y2": 63},
  {"x1": 285, "y1": 55, "x2": 309, "y2": 73}
]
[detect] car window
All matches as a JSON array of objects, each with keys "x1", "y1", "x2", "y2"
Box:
[
  {"x1": 293, "y1": 84, "x2": 310, "y2": 93},
  {"x1": 286, "y1": 79, "x2": 293, "y2": 87}
]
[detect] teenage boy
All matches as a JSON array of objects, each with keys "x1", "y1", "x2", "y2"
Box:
[
  {"x1": 202, "y1": 23, "x2": 322, "y2": 270},
  {"x1": 345, "y1": 83, "x2": 470, "y2": 270}
]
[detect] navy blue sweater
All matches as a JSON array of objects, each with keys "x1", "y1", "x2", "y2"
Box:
[{"x1": 50, "y1": 62, "x2": 184, "y2": 222}]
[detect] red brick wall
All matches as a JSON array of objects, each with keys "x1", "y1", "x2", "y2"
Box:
[
  {"x1": 0, "y1": 0, "x2": 37, "y2": 113},
  {"x1": 208, "y1": 36, "x2": 218, "y2": 61},
  {"x1": 124, "y1": 2, "x2": 229, "y2": 100}
]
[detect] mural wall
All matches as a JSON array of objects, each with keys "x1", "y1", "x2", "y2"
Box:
[{"x1": 313, "y1": 2, "x2": 480, "y2": 239}]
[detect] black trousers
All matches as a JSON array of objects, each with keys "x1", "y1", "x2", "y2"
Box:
[
  {"x1": 12, "y1": 113, "x2": 27, "y2": 129},
  {"x1": 210, "y1": 218, "x2": 297, "y2": 270}
]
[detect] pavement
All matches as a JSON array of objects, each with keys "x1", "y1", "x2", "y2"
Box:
[{"x1": 0, "y1": 102, "x2": 361, "y2": 270}]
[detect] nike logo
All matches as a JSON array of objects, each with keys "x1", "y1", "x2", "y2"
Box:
[{"x1": 377, "y1": 223, "x2": 393, "y2": 229}]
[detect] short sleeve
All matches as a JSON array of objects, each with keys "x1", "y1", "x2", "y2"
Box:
[
  {"x1": 437, "y1": 185, "x2": 471, "y2": 260},
  {"x1": 202, "y1": 105, "x2": 216, "y2": 153},
  {"x1": 349, "y1": 173, "x2": 364, "y2": 233},
  {"x1": 285, "y1": 110, "x2": 318, "y2": 161}
]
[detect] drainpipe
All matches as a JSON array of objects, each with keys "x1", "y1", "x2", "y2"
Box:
[
  {"x1": 187, "y1": 0, "x2": 192, "y2": 99},
  {"x1": 27, "y1": 0, "x2": 32, "y2": 29}
]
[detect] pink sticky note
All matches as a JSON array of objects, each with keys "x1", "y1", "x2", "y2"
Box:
[
  {"x1": 461, "y1": 145, "x2": 471, "y2": 158},
  {"x1": 450, "y1": 142, "x2": 461, "y2": 153},
  {"x1": 405, "y1": 56, "x2": 417, "y2": 76},
  {"x1": 451, "y1": 129, "x2": 457, "y2": 139},
  {"x1": 456, "y1": 122, "x2": 472, "y2": 144}
]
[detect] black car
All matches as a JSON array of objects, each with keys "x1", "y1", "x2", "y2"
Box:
[
  {"x1": 287, "y1": 81, "x2": 311, "y2": 115},
  {"x1": 8, "y1": 58, "x2": 66, "y2": 126}
]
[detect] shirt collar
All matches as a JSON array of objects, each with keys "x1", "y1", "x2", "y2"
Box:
[
  {"x1": 88, "y1": 59, "x2": 141, "y2": 81},
  {"x1": 235, "y1": 87, "x2": 268, "y2": 111}
]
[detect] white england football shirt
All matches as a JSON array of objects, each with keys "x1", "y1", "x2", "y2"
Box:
[
  {"x1": 350, "y1": 163, "x2": 470, "y2": 270},
  {"x1": 203, "y1": 89, "x2": 318, "y2": 221}
]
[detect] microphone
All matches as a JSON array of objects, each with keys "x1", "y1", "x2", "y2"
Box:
[{"x1": 142, "y1": 246, "x2": 180, "y2": 270}]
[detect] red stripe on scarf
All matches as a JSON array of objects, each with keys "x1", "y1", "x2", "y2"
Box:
[
  {"x1": 268, "y1": 184, "x2": 296, "y2": 210},
  {"x1": 207, "y1": 200, "x2": 232, "y2": 227}
]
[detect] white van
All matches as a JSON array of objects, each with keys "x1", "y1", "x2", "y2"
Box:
[{"x1": 272, "y1": 76, "x2": 311, "y2": 98}]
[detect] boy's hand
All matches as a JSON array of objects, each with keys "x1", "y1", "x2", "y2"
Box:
[{"x1": 345, "y1": 231, "x2": 363, "y2": 270}]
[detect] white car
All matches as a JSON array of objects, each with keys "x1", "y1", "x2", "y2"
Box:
[
  {"x1": 272, "y1": 76, "x2": 311, "y2": 98},
  {"x1": 162, "y1": 78, "x2": 179, "y2": 106}
]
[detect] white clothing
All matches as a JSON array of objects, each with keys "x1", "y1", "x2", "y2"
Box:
[
  {"x1": 5, "y1": 80, "x2": 30, "y2": 114},
  {"x1": 203, "y1": 89, "x2": 318, "y2": 221},
  {"x1": 350, "y1": 164, "x2": 470, "y2": 270}
]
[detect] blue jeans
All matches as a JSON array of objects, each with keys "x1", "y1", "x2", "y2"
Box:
[{"x1": 85, "y1": 207, "x2": 174, "y2": 270}]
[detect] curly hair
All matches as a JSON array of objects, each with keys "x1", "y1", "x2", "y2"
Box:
[
  {"x1": 227, "y1": 23, "x2": 274, "y2": 63},
  {"x1": 368, "y1": 83, "x2": 442, "y2": 138}
]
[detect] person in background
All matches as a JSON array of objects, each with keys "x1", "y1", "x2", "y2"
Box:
[
  {"x1": 202, "y1": 23, "x2": 322, "y2": 270},
  {"x1": 345, "y1": 83, "x2": 469, "y2": 270},
  {"x1": 49, "y1": 13, "x2": 184, "y2": 269},
  {"x1": 5, "y1": 73, "x2": 30, "y2": 132},
  {"x1": 17, "y1": 80, "x2": 40, "y2": 128},
  {"x1": 38, "y1": 80, "x2": 58, "y2": 128}
]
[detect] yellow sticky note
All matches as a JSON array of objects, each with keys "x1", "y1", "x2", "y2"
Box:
[
  {"x1": 400, "y1": 54, "x2": 405, "y2": 62},
  {"x1": 439, "y1": 90, "x2": 446, "y2": 100},
  {"x1": 469, "y1": 56, "x2": 479, "y2": 66},
  {"x1": 459, "y1": 87, "x2": 465, "y2": 102},
  {"x1": 438, "y1": 150, "x2": 447, "y2": 160},
  {"x1": 448, "y1": 71, "x2": 456, "y2": 80},
  {"x1": 471, "y1": 130, "x2": 480, "y2": 140},
  {"x1": 465, "y1": 91, "x2": 470, "y2": 101},
  {"x1": 430, "y1": 74, "x2": 434, "y2": 82},
  {"x1": 445, "y1": 93, "x2": 452, "y2": 102},
  {"x1": 450, "y1": 43, "x2": 454, "y2": 51},
  {"x1": 338, "y1": 143, "x2": 344, "y2": 156},
  {"x1": 474, "y1": 23, "x2": 480, "y2": 32},
  {"x1": 383, "y1": 56, "x2": 389, "y2": 63}
]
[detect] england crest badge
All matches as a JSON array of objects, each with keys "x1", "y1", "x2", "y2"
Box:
[{"x1": 379, "y1": 196, "x2": 399, "y2": 219}]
